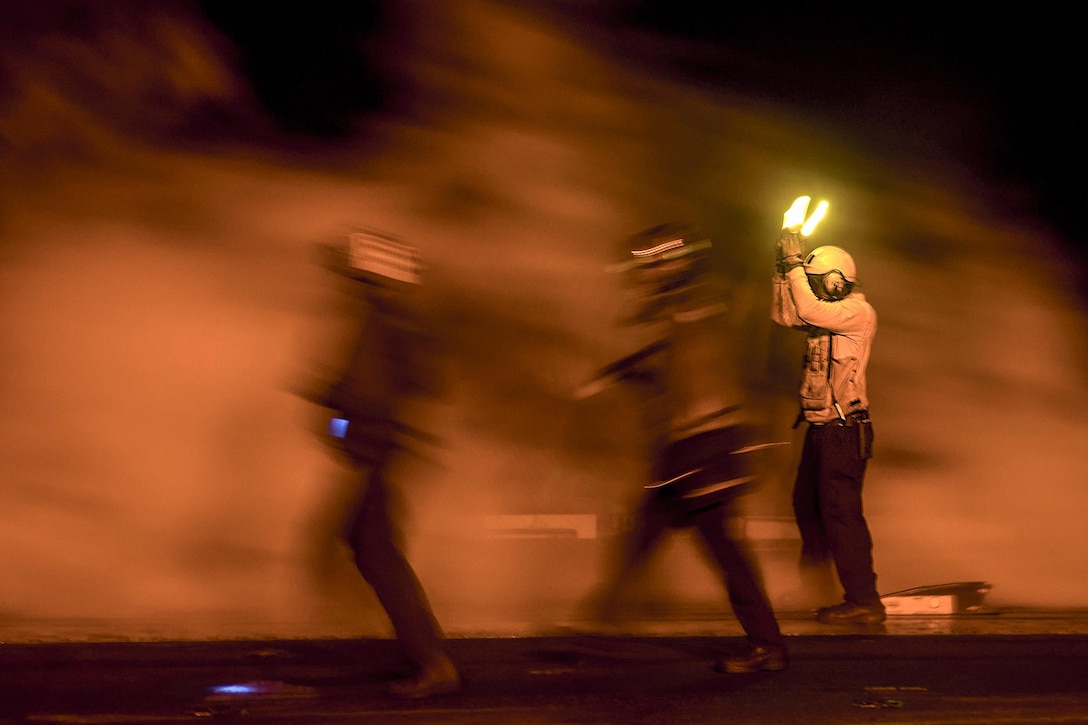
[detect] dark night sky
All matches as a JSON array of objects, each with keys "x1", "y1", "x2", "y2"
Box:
[
  {"x1": 197, "y1": 1, "x2": 1084, "y2": 254},
  {"x1": 611, "y1": 3, "x2": 1084, "y2": 256}
]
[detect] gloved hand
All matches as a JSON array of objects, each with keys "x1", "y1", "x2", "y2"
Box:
[
  {"x1": 776, "y1": 196, "x2": 828, "y2": 274},
  {"x1": 776, "y1": 231, "x2": 805, "y2": 274}
]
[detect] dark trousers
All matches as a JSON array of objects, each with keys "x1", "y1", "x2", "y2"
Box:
[
  {"x1": 600, "y1": 490, "x2": 783, "y2": 648},
  {"x1": 342, "y1": 466, "x2": 447, "y2": 668},
  {"x1": 792, "y1": 423, "x2": 881, "y2": 607}
]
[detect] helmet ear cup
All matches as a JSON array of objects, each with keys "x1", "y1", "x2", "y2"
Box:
[
  {"x1": 824, "y1": 270, "x2": 855, "y2": 300},
  {"x1": 825, "y1": 270, "x2": 845, "y2": 297},
  {"x1": 808, "y1": 270, "x2": 852, "y2": 300}
]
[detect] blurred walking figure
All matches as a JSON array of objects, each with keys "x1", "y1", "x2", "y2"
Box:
[
  {"x1": 576, "y1": 223, "x2": 787, "y2": 674},
  {"x1": 771, "y1": 197, "x2": 884, "y2": 625},
  {"x1": 311, "y1": 230, "x2": 460, "y2": 698}
]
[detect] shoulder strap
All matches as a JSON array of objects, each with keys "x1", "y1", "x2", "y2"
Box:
[{"x1": 827, "y1": 333, "x2": 846, "y2": 420}]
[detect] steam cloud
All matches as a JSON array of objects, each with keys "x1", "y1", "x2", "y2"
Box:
[{"x1": 1, "y1": 0, "x2": 1086, "y2": 641}]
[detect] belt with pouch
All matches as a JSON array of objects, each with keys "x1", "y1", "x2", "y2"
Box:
[
  {"x1": 811, "y1": 410, "x2": 873, "y2": 458},
  {"x1": 815, "y1": 410, "x2": 869, "y2": 427}
]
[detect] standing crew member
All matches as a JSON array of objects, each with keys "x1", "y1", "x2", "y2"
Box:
[{"x1": 771, "y1": 197, "x2": 884, "y2": 624}]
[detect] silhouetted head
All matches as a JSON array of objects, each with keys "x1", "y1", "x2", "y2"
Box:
[{"x1": 617, "y1": 222, "x2": 719, "y2": 323}]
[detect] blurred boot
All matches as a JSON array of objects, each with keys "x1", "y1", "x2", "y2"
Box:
[
  {"x1": 387, "y1": 652, "x2": 461, "y2": 699},
  {"x1": 716, "y1": 644, "x2": 789, "y2": 673}
]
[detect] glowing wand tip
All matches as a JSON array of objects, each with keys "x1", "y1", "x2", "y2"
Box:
[{"x1": 801, "y1": 200, "x2": 829, "y2": 237}]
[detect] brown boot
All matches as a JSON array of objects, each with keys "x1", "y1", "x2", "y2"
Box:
[{"x1": 816, "y1": 601, "x2": 886, "y2": 624}]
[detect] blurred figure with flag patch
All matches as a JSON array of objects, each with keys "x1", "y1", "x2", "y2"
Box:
[
  {"x1": 310, "y1": 230, "x2": 460, "y2": 698},
  {"x1": 576, "y1": 222, "x2": 787, "y2": 674}
]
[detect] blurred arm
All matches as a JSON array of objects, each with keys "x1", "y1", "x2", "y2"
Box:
[{"x1": 574, "y1": 339, "x2": 665, "y2": 399}]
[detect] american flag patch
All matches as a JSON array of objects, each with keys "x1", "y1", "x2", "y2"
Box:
[{"x1": 347, "y1": 231, "x2": 423, "y2": 285}]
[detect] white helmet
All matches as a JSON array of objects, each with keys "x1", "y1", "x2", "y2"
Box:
[{"x1": 803, "y1": 245, "x2": 856, "y2": 301}]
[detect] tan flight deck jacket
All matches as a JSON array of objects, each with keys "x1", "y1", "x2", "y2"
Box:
[{"x1": 772, "y1": 266, "x2": 876, "y2": 425}]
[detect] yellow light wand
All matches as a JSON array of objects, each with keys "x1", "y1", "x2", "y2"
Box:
[{"x1": 782, "y1": 196, "x2": 829, "y2": 238}]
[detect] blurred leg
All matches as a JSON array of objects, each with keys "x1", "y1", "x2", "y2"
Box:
[
  {"x1": 343, "y1": 469, "x2": 448, "y2": 670},
  {"x1": 692, "y1": 503, "x2": 783, "y2": 649},
  {"x1": 593, "y1": 491, "x2": 674, "y2": 620}
]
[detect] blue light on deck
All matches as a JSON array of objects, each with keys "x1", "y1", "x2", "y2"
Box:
[
  {"x1": 206, "y1": 680, "x2": 318, "y2": 701},
  {"x1": 210, "y1": 683, "x2": 265, "y2": 695}
]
